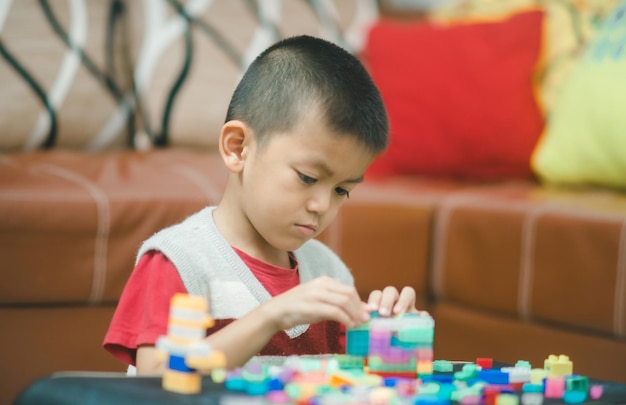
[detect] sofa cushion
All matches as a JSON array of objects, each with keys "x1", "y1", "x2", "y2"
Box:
[
  {"x1": 364, "y1": 9, "x2": 544, "y2": 180},
  {"x1": 0, "y1": 0, "x2": 131, "y2": 151},
  {"x1": 103, "y1": 0, "x2": 377, "y2": 150},
  {"x1": 0, "y1": 150, "x2": 227, "y2": 305},
  {"x1": 1, "y1": 0, "x2": 378, "y2": 151},
  {"x1": 431, "y1": 182, "x2": 626, "y2": 339},
  {"x1": 320, "y1": 177, "x2": 467, "y2": 307},
  {"x1": 532, "y1": 2, "x2": 626, "y2": 190}
]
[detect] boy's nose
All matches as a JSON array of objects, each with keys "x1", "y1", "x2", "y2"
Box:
[{"x1": 306, "y1": 189, "x2": 332, "y2": 214}]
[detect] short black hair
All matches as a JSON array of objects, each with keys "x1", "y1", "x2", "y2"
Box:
[{"x1": 225, "y1": 35, "x2": 388, "y2": 153}]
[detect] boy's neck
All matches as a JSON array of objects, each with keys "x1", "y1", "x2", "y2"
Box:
[{"x1": 213, "y1": 202, "x2": 292, "y2": 269}]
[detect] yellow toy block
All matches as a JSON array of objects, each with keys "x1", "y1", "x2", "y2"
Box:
[
  {"x1": 531, "y1": 368, "x2": 548, "y2": 384},
  {"x1": 544, "y1": 354, "x2": 573, "y2": 377},
  {"x1": 162, "y1": 369, "x2": 202, "y2": 395},
  {"x1": 417, "y1": 361, "x2": 434, "y2": 375}
]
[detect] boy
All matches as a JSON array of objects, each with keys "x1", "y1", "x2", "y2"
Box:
[{"x1": 104, "y1": 35, "x2": 420, "y2": 374}]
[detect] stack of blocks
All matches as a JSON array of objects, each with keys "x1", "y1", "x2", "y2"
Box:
[
  {"x1": 346, "y1": 311, "x2": 435, "y2": 378},
  {"x1": 156, "y1": 293, "x2": 226, "y2": 394}
]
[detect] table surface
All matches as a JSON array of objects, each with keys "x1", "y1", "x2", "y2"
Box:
[{"x1": 14, "y1": 366, "x2": 626, "y2": 405}]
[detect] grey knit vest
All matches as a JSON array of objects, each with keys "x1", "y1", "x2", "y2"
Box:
[{"x1": 136, "y1": 206, "x2": 354, "y2": 339}]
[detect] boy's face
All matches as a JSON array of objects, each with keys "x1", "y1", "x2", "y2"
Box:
[{"x1": 237, "y1": 112, "x2": 377, "y2": 257}]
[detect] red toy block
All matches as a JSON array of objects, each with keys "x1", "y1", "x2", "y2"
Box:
[{"x1": 476, "y1": 357, "x2": 493, "y2": 369}]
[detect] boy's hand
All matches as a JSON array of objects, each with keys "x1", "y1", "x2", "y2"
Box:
[
  {"x1": 265, "y1": 276, "x2": 370, "y2": 331},
  {"x1": 367, "y1": 286, "x2": 423, "y2": 317}
]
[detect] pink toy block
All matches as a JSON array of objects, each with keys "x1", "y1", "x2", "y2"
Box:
[
  {"x1": 590, "y1": 384, "x2": 604, "y2": 400},
  {"x1": 544, "y1": 376, "x2": 565, "y2": 399}
]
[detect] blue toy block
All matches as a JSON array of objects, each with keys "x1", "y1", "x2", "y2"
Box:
[
  {"x1": 477, "y1": 369, "x2": 510, "y2": 384},
  {"x1": 422, "y1": 374, "x2": 454, "y2": 383},
  {"x1": 245, "y1": 380, "x2": 269, "y2": 396},
  {"x1": 225, "y1": 376, "x2": 246, "y2": 391},
  {"x1": 522, "y1": 383, "x2": 544, "y2": 393},
  {"x1": 346, "y1": 329, "x2": 369, "y2": 356},
  {"x1": 414, "y1": 395, "x2": 451, "y2": 405},
  {"x1": 267, "y1": 377, "x2": 284, "y2": 391},
  {"x1": 168, "y1": 354, "x2": 193, "y2": 373},
  {"x1": 563, "y1": 390, "x2": 587, "y2": 404}
]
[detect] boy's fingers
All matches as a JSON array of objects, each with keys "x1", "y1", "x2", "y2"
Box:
[
  {"x1": 367, "y1": 290, "x2": 382, "y2": 311},
  {"x1": 378, "y1": 286, "x2": 399, "y2": 316},
  {"x1": 393, "y1": 286, "x2": 417, "y2": 314},
  {"x1": 321, "y1": 285, "x2": 366, "y2": 326}
]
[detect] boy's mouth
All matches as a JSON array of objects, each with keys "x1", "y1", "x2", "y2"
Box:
[{"x1": 295, "y1": 224, "x2": 317, "y2": 236}]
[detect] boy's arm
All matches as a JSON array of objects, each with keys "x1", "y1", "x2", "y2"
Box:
[{"x1": 136, "y1": 276, "x2": 369, "y2": 373}]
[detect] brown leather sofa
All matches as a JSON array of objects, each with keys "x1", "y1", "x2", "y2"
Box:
[{"x1": 2, "y1": 1, "x2": 625, "y2": 403}]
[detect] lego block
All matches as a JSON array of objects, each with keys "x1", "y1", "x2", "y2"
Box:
[
  {"x1": 521, "y1": 383, "x2": 543, "y2": 393},
  {"x1": 501, "y1": 366, "x2": 531, "y2": 383},
  {"x1": 565, "y1": 375, "x2": 588, "y2": 392},
  {"x1": 544, "y1": 354, "x2": 573, "y2": 377},
  {"x1": 433, "y1": 360, "x2": 453, "y2": 373},
  {"x1": 520, "y1": 392, "x2": 543, "y2": 405},
  {"x1": 162, "y1": 369, "x2": 202, "y2": 394},
  {"x1": 544, "y1": 376, "x2": 565, "y2": 399},
  {"x1": 495, "y1": 393, "x2": 519, "y2": 405},
  {"x1": 478, "y1": 369, "x2": 509, "y2": 385},
  {"x1": 590, "y1": 385, "x2": 604, "y2": 400},
  {"x1": 530, "y1": 368, "x2": 548, "y2": 384},
  {"x1": 563, "y1": 390, "x2": 587, "y2": 404},
  {"x1": 346, "y1": 329, "x2": 370, "y2": 356},
  {"x1": 417, "y1": 361, "x2": 434, "y2": 375},
  {"x1": 476, "y1": 358, "x2": 493, "y2": 369}
]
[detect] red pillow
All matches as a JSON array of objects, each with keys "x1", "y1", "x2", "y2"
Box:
[{"x1": 364, "y1": 10, "x2": 545, "y2": 180}]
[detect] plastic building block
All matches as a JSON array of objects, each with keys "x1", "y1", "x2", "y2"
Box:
[
  {"x1": 544, "y1": 376, "x2": 565, "y2": 399},
  {"x1": 563, "y1": 390, "x2": 587, "y2": 404},
  {"x1": 501, "y1": 366, "x2": 531, "y2": 383},
  {"x1": 520, "y1": 392, "x2": 543, "y2": 405},
  {"x1": 496, "y1": 393, "x2": 519, "y2": 405},
  {"x1": 433, "y1": 360, "x2": 454, "y2": 373},
  {"x1": 530, "y1": 368, "x2": 548, "y2": 384},
  {"x1": 521, "y1": 383, "x2": 543, "y2": 393},
  {"x1": 156, "y1": 293, "x2": 226, "y2": 394},
  {"x1": 460, "y1": 394, "x2": 482, "y2": 404},
  {"x1": 455, "y1": 364, "x2": 479, "y2": 381},
  {"x1": 476, "y1": 358, "x2": 493, "y2": 369},
  {"x1": 478, "y1": 369, "x2": 510, "y2": 385},
  {"x1": 544, "y1": 354, "x2": 573, "y2": 377},
  {"x1": 565, "y1": 375, "x2": 589, "y2": 392},
  {"x1": 590, "y1": 384, "x2": 604, "y2": 400}
]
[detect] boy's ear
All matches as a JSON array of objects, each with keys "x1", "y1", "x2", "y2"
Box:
[{"x1": 219, "y1": 120, "x2": 252, "y2": 173}]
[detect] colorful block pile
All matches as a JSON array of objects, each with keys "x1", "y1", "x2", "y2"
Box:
[{"x1": 221, "y1": 354, "x2": 605, "y2": 404}]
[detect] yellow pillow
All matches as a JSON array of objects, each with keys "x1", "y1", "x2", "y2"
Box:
[{"x1": 531, "y1": 2, "x2": 626, "y2": 190}]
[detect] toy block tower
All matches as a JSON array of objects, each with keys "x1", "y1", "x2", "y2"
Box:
[
  {"x1": 347, "y1": 311, "x2": 435, "y2": 378},
  {"x1": 156, "y1": 293, "x2": 226, "y2": 394}
]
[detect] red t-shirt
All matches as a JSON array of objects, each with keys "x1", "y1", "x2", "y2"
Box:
[{"x1": 103, "y1": 249, "x2": 345, "y2": 365}]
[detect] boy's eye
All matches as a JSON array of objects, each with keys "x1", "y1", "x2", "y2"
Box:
[
  {"x1": 335, "y1": 187, "x2": 350, "y2": 198},
  {"x1": 298, "y1": 172, "x2": 317, "y2": 184}
]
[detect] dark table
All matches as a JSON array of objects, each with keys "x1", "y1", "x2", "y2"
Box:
[{"x1": 14, "y1": 366, "x2": 626, "y2": 405}]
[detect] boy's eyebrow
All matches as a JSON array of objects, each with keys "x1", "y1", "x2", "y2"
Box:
[{"x1": 312, "y1": 160, "x2": 364, "y2": 183}]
